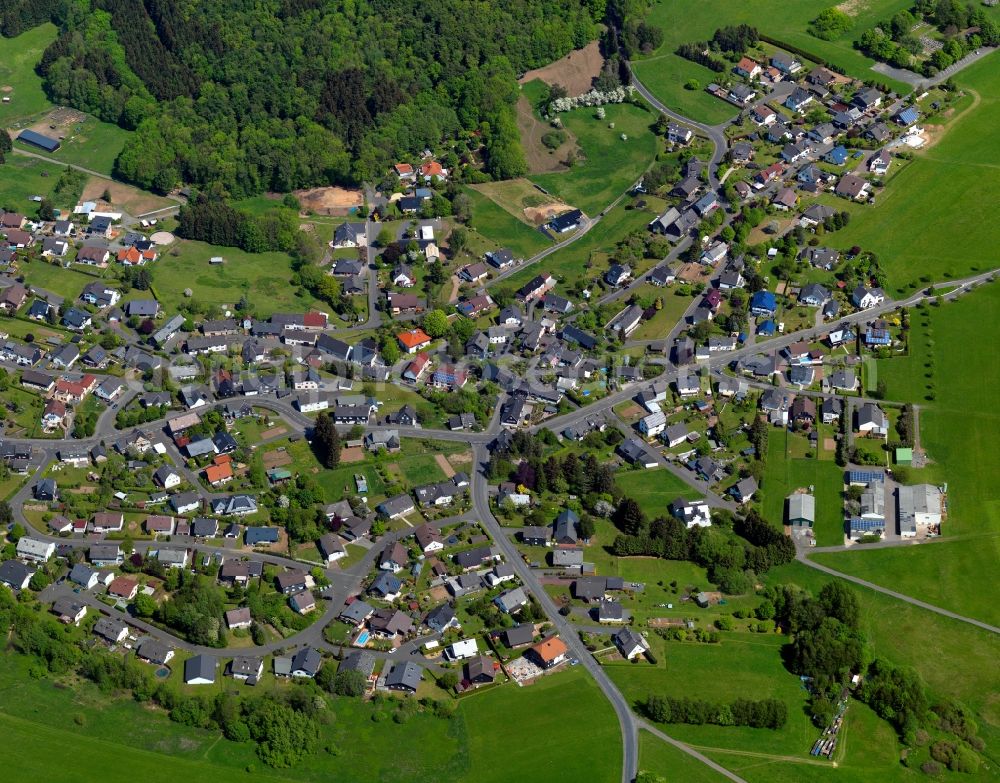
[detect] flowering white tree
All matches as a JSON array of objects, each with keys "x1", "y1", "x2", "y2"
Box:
[{"x1": 548, "y1": 85, "x2": 635, "y2": 114}]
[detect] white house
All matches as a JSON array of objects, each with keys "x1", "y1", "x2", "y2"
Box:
[{"x1": 445, "y1": 638, "x2": 479, "y2": 661}]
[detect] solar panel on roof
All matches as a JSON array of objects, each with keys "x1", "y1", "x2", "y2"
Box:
[
  {"x1": 849, "y1": 517, "x2": 884, "y2": 532},
  {"x1": 848, "y1": 470, "x2": 884, "y2": 484}
]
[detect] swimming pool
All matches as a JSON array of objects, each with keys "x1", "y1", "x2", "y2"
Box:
[{"x1": 354, "y1": 630, "x2": 370, "y2": 647}]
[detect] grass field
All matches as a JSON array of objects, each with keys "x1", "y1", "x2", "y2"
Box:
[
  {"x1": 629, "y1": 284, "x2": 694, "y2": 341},
  {"x1": 630, "y1": 0, "x2": 915, "y2": 125},
  {"x1": 813, "y1": 282, "x2": 1000, "y2": 626},
  {"x1": 0, "y1": 155, "x2": 84, "y2": 215},
  {"x1": 531, "y1": 100, "x2": 659, "y2": 215},
  {"x1": 615, "y1": 467, "x2": 703, "y2": 519},
  {"x1": 759, "y1": 431, "x2": 845, "y2": 545},
  {"x1": 767, "y1": 562, "x2": 1000, "y2": 753},
  {"x1": 0, "y1": 24, "x2": 57, "y2": 126},
  {"x1": 152, "y1": 239, "x2": 326, "y2": 317},
  {"x1": 0, "y1": 648, "x2": 621, "y2": 783},
  {"x1": 17, "y1": 256, "x2": 105, "y2": 300},
  {"x1": 459, "y1": 669, "x2": 621, "y2": 782},
  {"x1": 813, "y1": 538, "x2": 1000, "y2": 628},
  {"x1": 606, "y1": 631, "x2": 817, "y2": 758},
  {"x1": 463, "y1": 186, "x2": 551, "y2": 259},
  {"x1": 638, "y1": 731, "x2": 729, "y2": 783},
  {"x1": 836, "y1": 54, "x2": 1000, "y2": 294}
]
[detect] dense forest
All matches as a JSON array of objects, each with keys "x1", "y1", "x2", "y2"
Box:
[{"x1": 5, "y1": 0, "x2": 619, "y2": 197}]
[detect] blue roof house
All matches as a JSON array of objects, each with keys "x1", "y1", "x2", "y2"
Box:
[
  {"x1": 750, "y1": 290, "x2": 777, "y2": 317},
  {"x1": 825, "y1": 145, "x2": 849, "y2": 166}
]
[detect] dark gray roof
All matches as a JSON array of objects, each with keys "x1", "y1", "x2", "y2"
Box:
[{"x1": 185, "y1": 654, "x2": 216, "y2": 682}]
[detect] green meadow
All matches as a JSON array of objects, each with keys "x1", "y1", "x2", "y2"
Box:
[
  {"x1": 836, "y1": 55, "x2": 1000, "y2": 294},
  {"x1": 0, "y1": 651, "x2": 621, "y2": 783},
  {"x1": 464, "y1": 186, "x2": 551, "y2": 259},
  {"x1": 0, "y1": 24, "x2": 57, "y2": 126},
  {"x1": 151, "y1": 239, "x2": 327, "y2": 317},
  {"x1": 760, "y1": 431, "x2": 846, "y2": 545},
  {"x1": 531, "y1": 99, "x2": 659, "y2": 215}
]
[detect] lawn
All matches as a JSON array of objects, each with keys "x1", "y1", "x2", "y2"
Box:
[
  {"x1": 759, "y1": 431, "x2": 845, "y2": 546},
  {"x1": 458, "y1": 668, "x2": 621, "y2": 783},
  {"x1": 0, "y1": 24, "x2": 57, "y2": 126},
  {"x1": 464, "y1": 186, "x2": 551, "y2": 259},
  {"x1": 0, "y1": 155, "x2": 84, "y2": 215},
  {"x1": 629, "y1": 285, "x2": 695, "y2": 341},
  {"x1": 630, "y1": 0, "x2": 915, "y2": 125},
  {"x1": 813, "y1": 283, "x2": 1000, "y2": 626},
  {"x1": 615, "y1": 467, "x2": 703, "y2": 519},
  {"x1": 531, "y1": 100, "x2": 659, "y2": 215},
  {"x1": 151, "y1": 239, "x2": 326, "y2": 317},
  {"x1": 835, "y1": 54, "x2": 1000, "y2": 294},
  {"x1": 19, "y1": 256, "x2": 106, "y2": 300}
]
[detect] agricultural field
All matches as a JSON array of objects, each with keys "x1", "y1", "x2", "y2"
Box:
[
  {"x1": 630, "y1": 0, "x2": 914, "y2": 125},
  {"x1": 759, "y1": 431, "x2": 846, "y2": 546},
  {"x1": 0, "y1": 24, "x2": 57, "y2": 126},
  {"x1": 151, "y1": 240, "x2": 327, "y2": 317},
  {"x1": 836, "y1": 56, "x2": 1000, "y2": 294},
  {"x1": 815, "y1": 282, "x2": 1000, "y2": 626},
  {"x1": 531, "y1": 100, "x2": 659, "y2": 215}
]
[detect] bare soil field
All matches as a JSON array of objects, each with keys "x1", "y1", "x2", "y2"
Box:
[
  {"x1": 260, "y1": 425, "x2": 287, "y2": 440},
  {"x1": 81, "y1": 177, "x2": 176, "y2": 217},
  {"x1": 340, "y1": 446, "x2": 365, "y2": 464},
  {"x1": 515, "y1": 95, "x2": 578, "y2": 174},
  {"x1": 434, "y1": 453, "x2": 455, "y2": 478},
  {"x1": 677, "y1": 262, "x2": 712, "y2": 283},
  {"x1": 26, "y1": 106, "x2": 86, "y2": 138},
  {"x1": 262, "y1": 450, "x2": 293, "y2": 469},
  {"x1": 293, "y1": 186, "x2": 363, "y2": 216},
  {"x1": 518, "y1": 40, "x2": 604, "y2": 95}
]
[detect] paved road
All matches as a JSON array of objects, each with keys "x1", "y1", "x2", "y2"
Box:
[
  {"x1": 471, "y1": 442, "x2": 640, "y2": 782},
  {"x1": 627, "y1": 63, "x2": 727, "y2": 190},
  {"x1": 872, "y1": 46, "x2": 996, "y2": 88}
]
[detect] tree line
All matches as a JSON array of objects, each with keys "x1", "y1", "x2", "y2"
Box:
[{"x1": 643, "y1": 694, "x2": 788, "y2": 729}]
